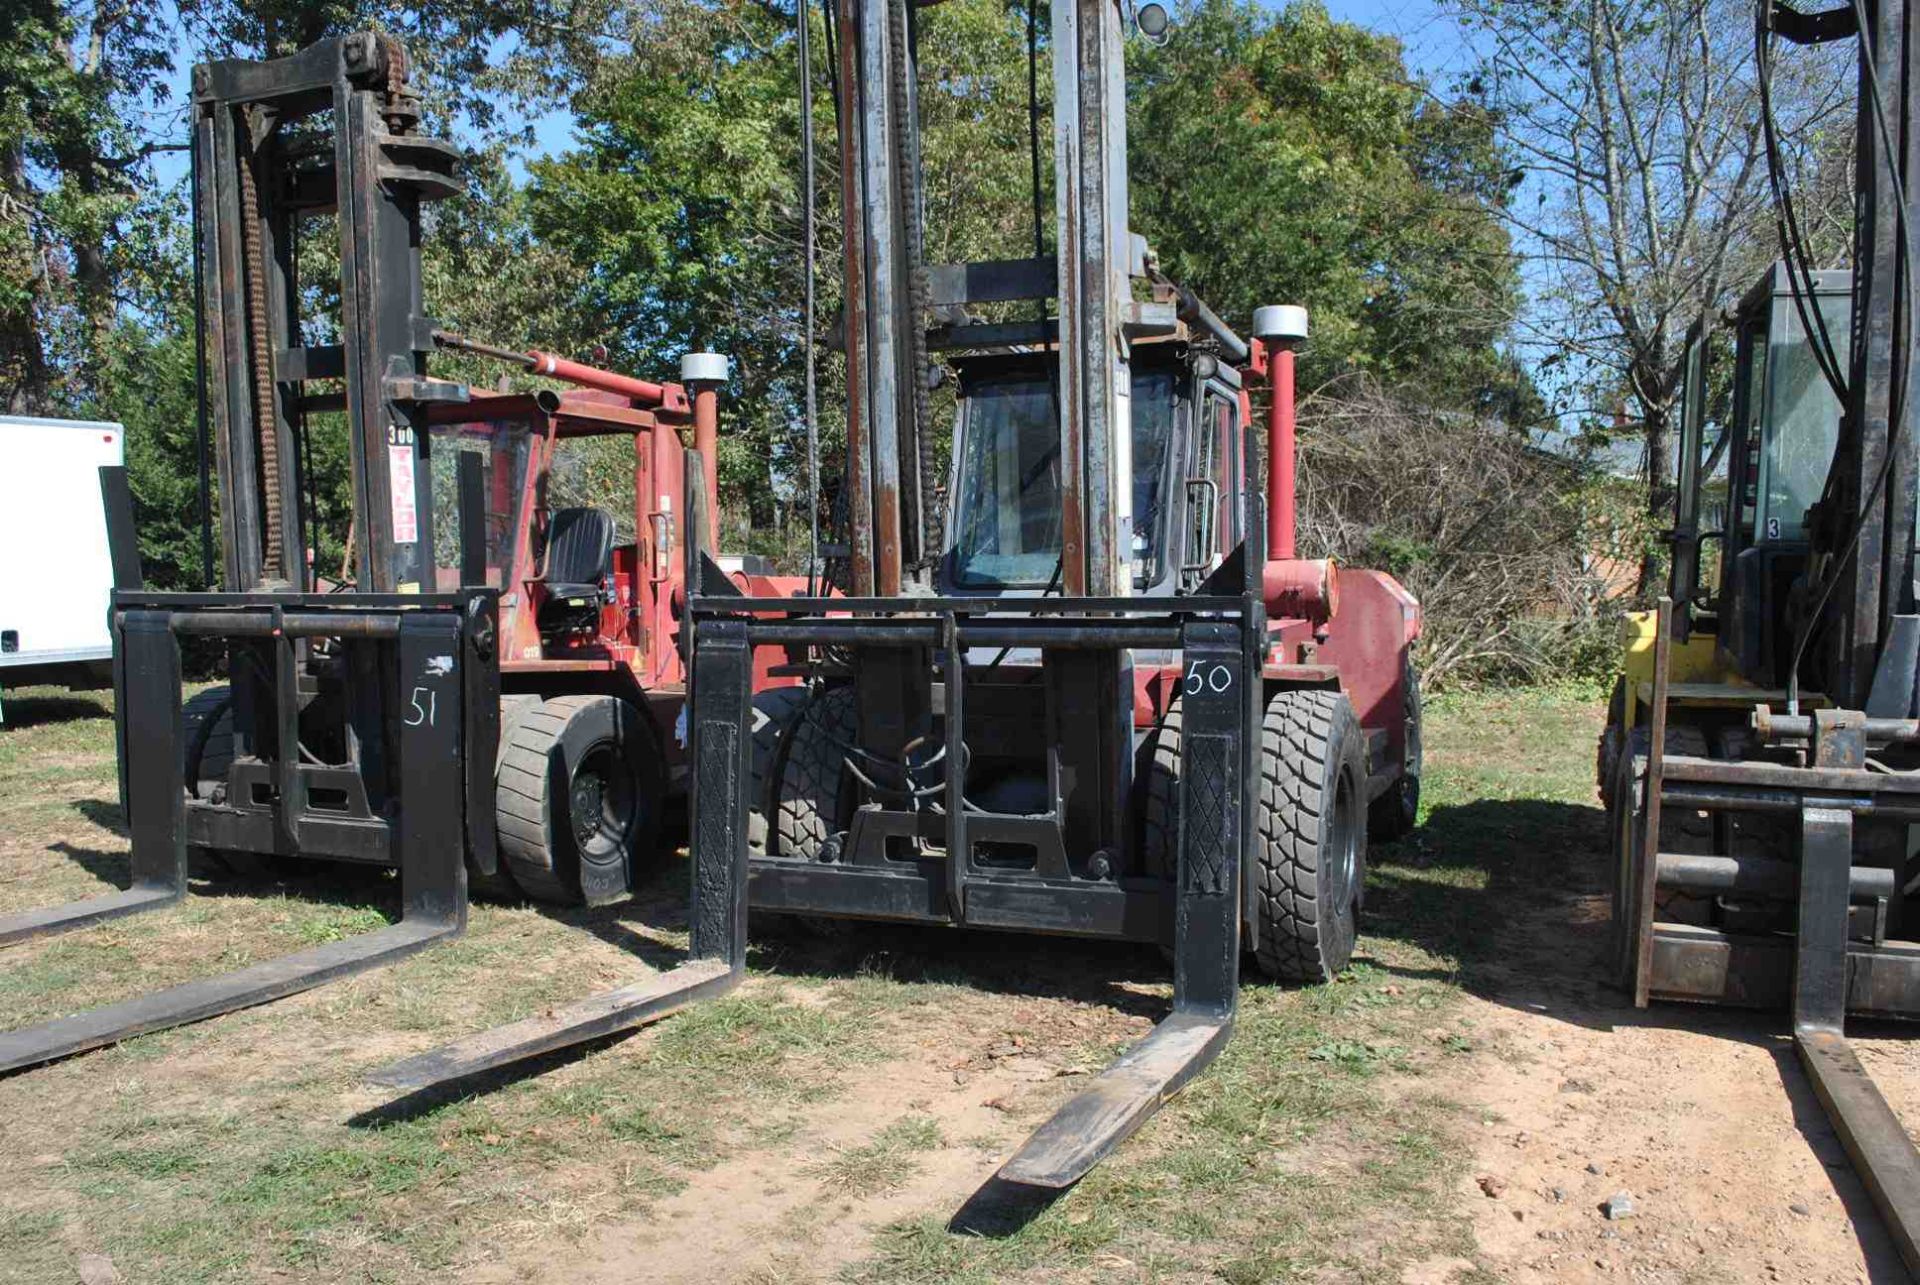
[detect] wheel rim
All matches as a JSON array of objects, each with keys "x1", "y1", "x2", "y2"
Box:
[
  {"x1": 570, "y1": 742, "x2": 637, "y2": 856},
  {"x1": 1334, "y1": 764, "x2": 1361, "y2": 906}
]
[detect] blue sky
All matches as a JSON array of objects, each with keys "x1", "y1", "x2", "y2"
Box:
[
  {"x1": 1321, "y1": 0, "x2": 1482, "y2": 83},
  {"x1": 157, "y1": 0, "x2": 1486, "y2": 186},
  {"x1": 498, "y1": 0, "x2": 1486, "y2": 175}
]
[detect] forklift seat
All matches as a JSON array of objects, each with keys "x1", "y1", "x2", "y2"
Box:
[
  {"x1": 538, "y1": 507, "x2": 616, "y2": 637},
  {"x1": 542, "y1": 506, "x2": 616, "y2": 597}
]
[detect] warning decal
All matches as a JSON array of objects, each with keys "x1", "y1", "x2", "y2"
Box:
[{"x1": 388, "y1": 434, "x2": 418, "y2": 545}]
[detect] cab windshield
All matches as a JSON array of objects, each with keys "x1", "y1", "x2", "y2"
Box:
[
  {"x1": 428, "y1": 419, "x2": 535, "y2": 591},
  {"x1": 949, "y1": 370, "x2": 1176, "y2": 588}
]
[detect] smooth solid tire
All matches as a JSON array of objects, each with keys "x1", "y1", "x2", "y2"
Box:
[
  {"x1": 1606, "y1": 723, "x2": 1714, "y2": 954},
  {"x1": 495, "y1": 694, "x2": 661, "y2": 907},
  {"x1": 1368, "y1": 655, "x2": 1423, "y2": 841},
  {"x1": 468, "y1": 696, "x2": 541, "y2": 902},
  {"x1": 1596, "y1": 676, "x2": 1627, "y2": 810}
]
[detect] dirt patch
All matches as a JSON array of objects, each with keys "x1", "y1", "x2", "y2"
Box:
[
  {"x1": 1443, "y1": 884, "x2": 1912, "y2": 1284},
  {"x1": 460, "y1": 983, "x2": 1154, "y2": 1284}
]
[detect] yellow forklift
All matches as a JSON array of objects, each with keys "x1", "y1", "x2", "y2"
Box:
[{"x1": 1599, "y1": 0, "x2": 1920, "y2": 1262}]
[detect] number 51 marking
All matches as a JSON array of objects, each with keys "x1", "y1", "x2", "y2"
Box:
[{"x1": 406, "y1": 685, "x2": 437, "y2": 727}]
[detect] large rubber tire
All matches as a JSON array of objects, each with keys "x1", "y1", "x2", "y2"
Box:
[
  {"x1": 468, "y1": 696, "x2": 541, "y2": 902},
  {"x1": 1368, "y1": 656, "x2": 1423, "y2": 841},
  {"x1": 1597, "y1": 677, "x2": 1627, "y2": 810},
  {"x1": 770, "y1": 685, "x2": 857, "y2": 860},
  {"x1": 1606, "y1": 723, "x2": 1715, "y2": 970},
  {"x1": 181, "y1": 685, "x2": 235, "y2": 799},
  {"x1": 762, "y1": 686, "x2": 857, "y2": 938},
  {"x1": 180, "y1": 685, "x2": 296, "y2": 881},
  {"x1": 1136, "y1": 703, "x2": 1183, "y2": 885},
  {"x1": 1136, "y1": 688, "x2": 1368, "y2": 982},
  {"x1": 495, "y1": 694, "x2": 662, "y2": 906},
  {"x1": 746, "y1": 687, "x2": 811, "y2": 856},
  {"x1": 1255, "y1": 690, "x2": 1368, "y2": 982}
]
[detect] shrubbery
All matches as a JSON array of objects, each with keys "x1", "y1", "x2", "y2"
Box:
[{"x1": 1295, "y1": 375, "x2": 1643, "y2": 690}]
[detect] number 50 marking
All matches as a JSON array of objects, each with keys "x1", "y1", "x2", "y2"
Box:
[{"x1": 1184, "y1": 661, "x2": 1234, "y2": 695}]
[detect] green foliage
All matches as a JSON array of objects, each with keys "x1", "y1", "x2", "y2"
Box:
[
  {"x1": 528, "y1": 0, "x2": 851, "y2": 548},
  {"x1": 10, "y1": 0, "x2": 1532, "y2": 580},
  {"x1": 99, "y1": 322, "x2": 210, "y2": 590},
  {"x1": 1297, "y1": 377, "x2": 1620, "y2": 688},
  {"x1": 1, "y1": 0, "x2": 174, "y2": 410},
  {"x1": 1131, "y1": 0, "x2": 1528, "y2": 414}
]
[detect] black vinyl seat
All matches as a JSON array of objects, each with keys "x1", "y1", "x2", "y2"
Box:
[
  {"x1": 542, "y1": 506, "x2": 616, "y2": 598},
  {"x1": 537, "y1": 507, "x2": 616, "y2": 636}
]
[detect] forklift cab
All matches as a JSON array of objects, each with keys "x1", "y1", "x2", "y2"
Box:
[
  {"x1": 425, "y1": 390, "x2": 692, "y2": 687},
  {"x1": 1670, "y1": 263, "x2": 1850, "y2": 686},
  {"x1": 424, "y1": 408, "x2": 624, "y2": 641},
  {"x1": 940, "y1": 343, "x2": 1246, "y2": 599}
]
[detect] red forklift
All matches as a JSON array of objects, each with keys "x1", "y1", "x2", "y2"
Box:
[
  {"x1": 0, "y1": 34, "x2": 798, "y2": 1075},
  {"x1": 413, "y1": 363, "x2": 805, "y2": 908},
  {"x1": 372, "y1": 0, "x2": 1423, "y2": 1197}
]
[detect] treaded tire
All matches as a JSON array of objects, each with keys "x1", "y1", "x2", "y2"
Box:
[
  {"x1": 746, "y1": 687, "x2": 811, "y2": 856},
  {"x1": 1255, "y1": 689, "x2": 1368, "y2": 983},
  {"x1": 495, "y1": 694, "x2": 661, "y2": 906},
  {"x1": 180, "y1": 685, "x2": 301, "y2": 881},
  {"x1": 765, "y1": 685, "x2": 857, "y2": 937},
  {"x1": 771, "y1": 685, "x2": 858, "y2": 859},
  {"x1": 1368, "y1": 656, "x2": 1422, "y2": 841},
  {"x1": 1136, "y1": 703, "x2": 1183, "y2": 884},
  {"x1": 1136, "y1": 689, "x2": 1368, "y2": 982},
  {"x1": 181, "y1": 685, "x2": 234, "y2": 798}
]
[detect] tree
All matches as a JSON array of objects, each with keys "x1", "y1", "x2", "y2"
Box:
[
  {"x1": 0, "y1": 0, "x2": 173, "y2": 412},
  {"x1": 4, "y1": 0, "x2": 615, "y2": 579},
  {"x1": 1130, "y1": 0, "x2": 1527, "y2": 415},
  {"x1": 528, "y1": 0, "x2": 1057, "y2": 553},
  {"x1": 1457, "y1": 0, "x2": 1852, "y2": 589},
  {"x1": 530, "y1": 0, "x2": 1534, "y2": 561}
]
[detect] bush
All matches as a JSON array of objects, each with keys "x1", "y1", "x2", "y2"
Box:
[{"x1": 1294, "y1": 375, "x2": 1627, "y2": 690}]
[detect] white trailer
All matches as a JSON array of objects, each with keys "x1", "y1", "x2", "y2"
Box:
[{"x1": 0, "y1": 416, "x2": 126, "y2": 718}]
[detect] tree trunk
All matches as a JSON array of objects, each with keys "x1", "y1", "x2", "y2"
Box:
[{"x1": 0, "y1": 142, "x2": 50, "y2": 414}]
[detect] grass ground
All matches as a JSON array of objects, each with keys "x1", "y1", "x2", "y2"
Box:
[{"x1": 0, "y1": 681, "x2": 1609, "y2": 1284}]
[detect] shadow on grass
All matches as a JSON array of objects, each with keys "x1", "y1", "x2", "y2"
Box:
[
  {"x1": 344, "y1": 1028, "x2": 646, "y2": 1129},
  {"x1": 947, "y1": 1175, "x2": 1067, "y2": 1238},
  {"x1": 71, "y1": 798, "x2": 126, "y2": 836},
  {"x1": 1365, "y1": 796, "x2": 1822, "y2": 1043},
  {"x1": 0, "y1": 692, "x2": 112, "y2": 730},
  {"x1": 1365, "y1": 796, "x2": 1641, "y2": 1028},
  {"x1": 745, "y1": 919, "x2": 1170, "y2": 1019},
  {"x1": 1363, "y1": 797, "x2": 1786, "y2": 1041}
]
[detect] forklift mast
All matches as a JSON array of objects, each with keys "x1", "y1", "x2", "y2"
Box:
[
  {"x1": 836, "y1": 0, "x2": 1148, "y2": 599},
  {"x1": 1763, "y1": 0, "x2": 1920, "y2": 712},
  {"x1": 0, "y1": 35, "x2": 501, "y2": 1076},
  {"x1": 194, "y1": 32, "x2": 466, "y2": 593},
  {"x1": 1599, "y1": 0, "x2": 1920, "y2": 1270}
]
